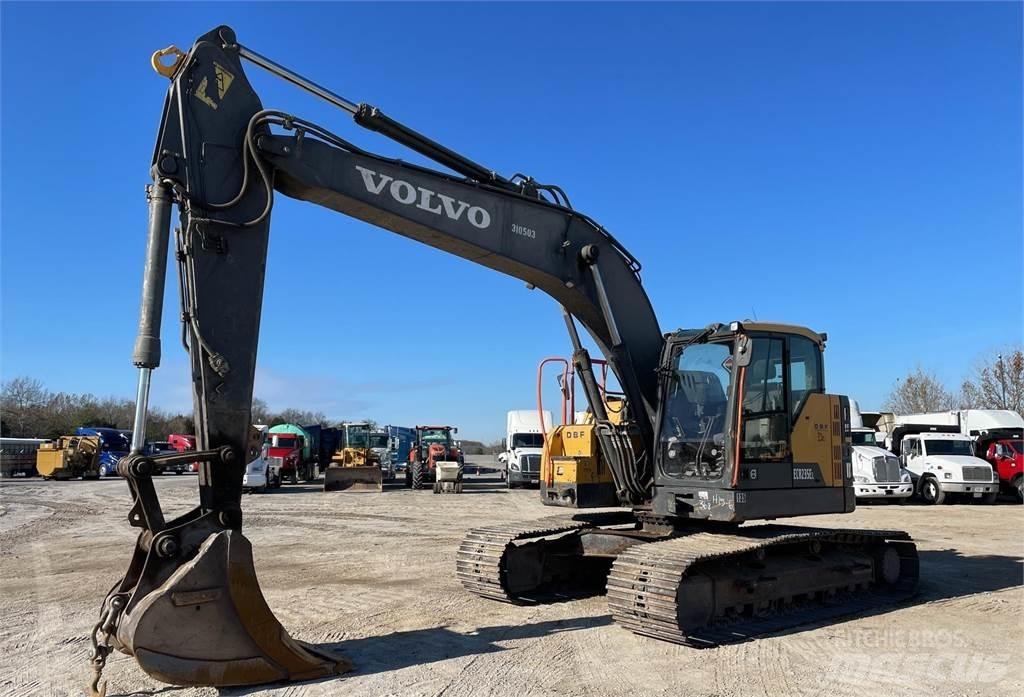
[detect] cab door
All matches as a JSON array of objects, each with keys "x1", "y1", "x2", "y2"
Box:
[{"x1": 901, "y1": 437, "x2": 922, "y2": 481}]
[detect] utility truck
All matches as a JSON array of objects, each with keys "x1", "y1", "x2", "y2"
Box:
[
  {"x1": 893, "y1": 409, "x2": 1023, "y2": 501},
  {"x1": 499, "y1": 410, "x2": 553, "y2": 488},
  {"x1": 883, "y1": 420, "x2": 999, "y2": 504},
  {"x1": 848, "y1": 401, "x2": 911, "y2": 501}
]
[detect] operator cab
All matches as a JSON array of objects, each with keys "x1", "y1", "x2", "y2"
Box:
[{"x1": 652, "y1": 322, "x2": 852, "y2": 522}]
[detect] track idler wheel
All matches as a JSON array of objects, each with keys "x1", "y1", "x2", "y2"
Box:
[{"x1": 114, "y1": 529, "x2": 350, "y2": 686}]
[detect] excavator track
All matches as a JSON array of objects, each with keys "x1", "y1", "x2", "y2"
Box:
[
  {"x1": 606, "y1": 525, "x2": 919, "y2": 646},
  {"x1": 456, "y1": 516, "x2": 596, "y2": 602}
]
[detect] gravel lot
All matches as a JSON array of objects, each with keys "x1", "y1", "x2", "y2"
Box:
[{"x1": 1, "y1": 459, "x2": 1021, "y2": 697}]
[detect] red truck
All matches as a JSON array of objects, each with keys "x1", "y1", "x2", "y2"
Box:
[
  {"x1": 167, "y1": 433, "x2": 198, "y2": 473},
  {"x1": 981, "y1": 435, "x2": 1023, "y2": 501}
]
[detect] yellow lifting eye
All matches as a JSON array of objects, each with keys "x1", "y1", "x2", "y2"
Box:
[{"x1": 151, "y1": 45, "x2": 186, "y2": 79}]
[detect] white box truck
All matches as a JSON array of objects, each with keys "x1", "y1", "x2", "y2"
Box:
[
  {"x1": 882, "y1": 415, "x2": 999, "y2": 504},
  {"x1": 499, "y1": 410, "x2": 553, "y2": 489},
  {"x1": 849, "y1": 401, "x2": 912, "y2": 501},
  {"x1": 890, "y1": 409, "x2": 1022, "y2": 500}
]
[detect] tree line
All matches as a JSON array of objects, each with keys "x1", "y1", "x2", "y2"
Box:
[
  {"x1": 4, "y1": 346, "x2": 1019, "y2": 440},
  {"x1": 0, "y1": 378, "x2": 367, "y2": 440},
  {"x1": 883, "y1": 347, "x2": 1023, "y2": 415}
]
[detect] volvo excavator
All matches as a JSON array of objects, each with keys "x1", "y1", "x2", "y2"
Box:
[{"x1": 91, "y1": 26, "x2": 919, "y2": 694}]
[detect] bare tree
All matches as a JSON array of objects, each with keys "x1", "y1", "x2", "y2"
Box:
[
  {"x1": 250, "y1": 397, "x2": 271, "y2": 425},
  {"x1": 960, "y1": 348, "x2": 1024, "y2": 413},
  {"x1": 1, "y1": 376, "x2": 338, "y2": 439},
  {"x1": 883, "y1": 367, "x2": 954, "y2": 414},
  {"x1": 0, "y1": 377, "x2": 49, "y2": 436},
  {"x1": 273, "y1": 408, "x2": 328, "y2": 427}
]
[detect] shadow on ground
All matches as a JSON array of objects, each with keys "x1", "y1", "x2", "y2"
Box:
[
  {"x1": 214, "y1": 615, "x2": 613, "y2": 695},
  {"x1": 116, "y1": 548, "x2": 1022, "y2": 696}
]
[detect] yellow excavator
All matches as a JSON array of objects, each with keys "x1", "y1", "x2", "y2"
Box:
[{"x1": 92, "y1": 26, "x2": 918, "y2": 694}]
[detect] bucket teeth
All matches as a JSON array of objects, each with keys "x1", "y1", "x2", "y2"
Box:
[{"x1": 117, "y1": 530, "x2": 351, "y2": 686}]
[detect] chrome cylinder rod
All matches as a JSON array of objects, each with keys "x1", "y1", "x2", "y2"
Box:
[
  {"x1": 130, "y1": 184, "x2": 173, "y2": 452},
  {"x1": 237, "y1": 45, "x2": 359, "y2": 114},
  {"x1": 131, "y1": 369, "x2": 152, "y2": 452}
]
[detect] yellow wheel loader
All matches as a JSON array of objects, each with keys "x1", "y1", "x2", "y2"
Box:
[{"x1": 323, "y1": 422, "x2": 383, "y2": 492}]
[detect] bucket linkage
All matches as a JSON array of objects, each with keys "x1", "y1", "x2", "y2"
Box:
[{"x1": 88, "y1": 448, "x2": 350, "y2": 694}]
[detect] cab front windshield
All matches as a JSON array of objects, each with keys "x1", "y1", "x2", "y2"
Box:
[
  {"x1": 420, "y1": 428, "x2": 451, "y2": 446},
  {"x1": 659, "y1": 341, "x2": 732, "y2": 479},
  {"x1": 346, "y1": 427, "x2": 370, "y2": 448},
  {"x1": 852, "y1": 431, "x2": 879, "y2": 446},
  {"x1": 922, "y1": 439, "x2": 974, "y2": 457},
  {"x1": 271, "y1": 435, "x2": 298, "y2": 450},
  {"x1": 369, "y1": 433, "x2": 388, "y2": 449},
  {"x1": 511, "y1": 433, "x2": 545, "y2": 449}
]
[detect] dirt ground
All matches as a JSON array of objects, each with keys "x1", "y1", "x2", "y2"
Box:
[{"x1": 1, "y1": 460, "x2": 1021, "y2": 697}]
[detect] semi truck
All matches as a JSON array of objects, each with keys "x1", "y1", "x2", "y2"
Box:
[
  {"x1": 267, "y1": 423, "x2": 324, "y2": 483},
  {"x1": 369, "y1": 430, "x2": 393, "y2": 480},
  {"x1": 892, "y1": 409, "x2": 1023, "y2": 502},
  {"x1": 499, "y1": 410, "x2": 553, "y2": 488},
  {"x1": 849, "y1": 401, "x2": 912, "y2": 501},
  {"x1": 381, "y1": 425, "x2": 415, "y2": 479},
  {"x1": 74, "y1": 427, "x2": 130, "y2": 477},
  {"x1": 881, "y1": 418, "x2": 999, "y2": 504},
  {"x1": 166, "y1": 433, "x2": 198, "y2": 473}
]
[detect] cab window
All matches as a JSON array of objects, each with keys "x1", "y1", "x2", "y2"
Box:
[
  {"x1": 740, "y1": 338, "x2": 788, "y2": 461},
  {"x1": 788, "y1": 336, "x2": 822, "y2": 420}
]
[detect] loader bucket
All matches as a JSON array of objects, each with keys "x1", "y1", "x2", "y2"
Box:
[
  {"x1": 115, "y1": 529, "x2": 351, "y2": 686},
  {"x1": 323, "y1": 465, "x2": 383, "y2": 492}
]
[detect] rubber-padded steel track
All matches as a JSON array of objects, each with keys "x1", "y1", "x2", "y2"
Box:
[
  {"x1": 606, "y1": 525, "x2": 919, "y2": 646},
  {"x1": 456, "y1": 516, "x2": 593, "y2": 601}
]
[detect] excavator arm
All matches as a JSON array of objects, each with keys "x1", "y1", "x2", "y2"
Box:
[{"x1": 93, "y1": 25, "x2": 662, "y2": 691}]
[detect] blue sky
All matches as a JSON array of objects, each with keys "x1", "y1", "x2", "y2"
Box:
[{"x1": 2, "y1": 2, "x2": 1021, "y2": 441}]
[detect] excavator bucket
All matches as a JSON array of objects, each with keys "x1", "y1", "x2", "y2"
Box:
[
  {"x1": 323, "y1": 465, "x2": 383, "y2": 492},
  {"x1": 113, "y1": 529, "x2": 351, "y2": 686}
]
